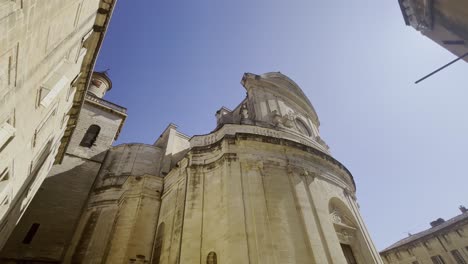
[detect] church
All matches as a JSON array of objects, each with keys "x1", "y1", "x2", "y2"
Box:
[{"x1": 0, "y1": 71, "x2": 382, "y2": 263}]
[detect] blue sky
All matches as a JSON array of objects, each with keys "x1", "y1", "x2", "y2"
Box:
[{"x1": 96, "y1": 0, "x2": 468, "y2": 250}]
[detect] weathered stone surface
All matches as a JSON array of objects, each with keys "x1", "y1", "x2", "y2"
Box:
[
  {"x1": 0, "y1": 0, "x2": 115, "y2": 249},
  {"x1": 381, "y1": 208, "x2": 468, "y2": 264},
  {"x1": 1, "y1": 72, "x2": 382, "y2": 264},
  {"x1": 0, "y1": 71, "x2": 126, "y2": 262}
]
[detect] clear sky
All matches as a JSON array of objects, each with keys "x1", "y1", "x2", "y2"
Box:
[{"x1": 95, "y1": 0, "x2": 468, "y2": 250}]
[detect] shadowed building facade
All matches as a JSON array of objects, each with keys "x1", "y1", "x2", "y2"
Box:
[
  {"x1": 0, "y1": 0, "x2": 116, "y2": 249},
  {"x1": 1, "y1": 72, "x2": 383, "y2": 264}
]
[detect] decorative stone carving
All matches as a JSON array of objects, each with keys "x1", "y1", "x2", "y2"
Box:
[
  {"x1": 282, "y1": 111, "x2": 295, "y2": 128},
  {"x1": 331, "y1": 208, "x2": 343, "y2": 225},
  {"x1": 336, "y1": 229, "x2": 354, "y2": 243},
  {"x1": 240, "y1": 103, "x2": 249, "y2": 120},
  {"x1": 271, "y1": 110, "x2": 283, "y2": 127},
  {"x1": 240, "y1": 103, "x2": 253, "y2": 125}
]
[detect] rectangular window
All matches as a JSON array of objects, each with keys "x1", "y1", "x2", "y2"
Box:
[
  {"x1": 73, "y1": 3, "x2": 82, "y2": 27},
  {"x1": 0, "y1": 43, "x2": 18, "y2": 97},
  {"x1": 38, "y1": 74, "x2": 69, "y2": 108},
  {"x1": 32, "y1": 105, "x2": 57, "y2": 148},
  {"x1": 0, "y1": 195, "x2": 9, "y2": 220},
  {"x1": 22, "y1": 223, "x2": 40, "y2": 244},
  {"x1": 66, "y1": 73, "x2": 80, "y2": 101},
  {"x1": 431, "y1": 255, "x2": 446, "y2": 264},
  {"x1": 0, "y1": 167, "x2": 10, "y2": 220},
  {"x1": 451, "y1": 250, "x2": 467, "y2": 264},
  {"x1": 0, "y1": 122, "x2": 15, "y2": 151},
  {"x1": 0, "y1": 168, "x2": 9, "y2": 188},
  {"x1": 340, "y1": 244, "x2": 358, "y2": 264},
  {"x1": 61, "y1": 113, "x2": 69, "y2": 129},
  {"x1": 7, "y1": 56, "x2": 11, "y2": 85}
]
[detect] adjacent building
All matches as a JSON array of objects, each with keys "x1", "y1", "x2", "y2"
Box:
[
  {"x1": 1, "y1": 72, "x2": 383, "y2": 263},
  {"x1": 0, "y1": 0, "x2": 116, "y2": 249},
  {"x1": 380, "y1": 206, "x2": 468, "y2": 264},
  {"x1": 397, "y1": 0, "x2": 468, "y2": 62},
  {"x1": 0, "y1": 71, "x2": 126, "y2": 263}
]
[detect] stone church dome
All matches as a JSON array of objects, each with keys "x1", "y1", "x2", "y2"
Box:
[
  {"x1": 242, "y1": 72, "x2": 320, "y2": 126},
  {"x1": 212, "y1": 71, "x2": 329, "y2": 154}
]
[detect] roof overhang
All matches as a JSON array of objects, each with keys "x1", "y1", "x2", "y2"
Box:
[{"x1": 54, "y1": 0, "x2": 118, "y2": 164}]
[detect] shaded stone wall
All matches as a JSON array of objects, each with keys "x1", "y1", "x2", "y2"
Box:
[
  {"x1": 0, "y1": 95, "x2": 126, "y2": 262},
  {"x1": 0, "y1": 0, "x2": 113, "y2": 248},
  {"x1": 63, "y1": 144, "x2": 164, "y2": 264}
]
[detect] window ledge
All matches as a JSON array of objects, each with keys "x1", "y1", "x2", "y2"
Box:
[
  {"x1": 40, "y1": 75, "x2": 69, "y2": 108},
  {"x1": 0, "y1": 122, "x2": 15, "y2": 150}
]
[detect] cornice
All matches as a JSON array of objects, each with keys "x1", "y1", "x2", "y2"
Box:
[{"x1": 189, "y1": 128, "x2": 356, "y2": 190}]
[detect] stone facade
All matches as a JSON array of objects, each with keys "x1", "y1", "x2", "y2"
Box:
[
  {"x1": 0, "y1": 72, "x2": 126, "y2": 263},
  {"x1": 1, "y1": 72, "x2": 382, "y2": 264},
  {"x1": 381, "y1": 207, "x2": 468, "y2": 264},
  {"x1": 0, "y1": 0, "x2": 116, "y2": 249},
  {"x1": 397, "y1": 0, "x2": 468, "y2": 62}
]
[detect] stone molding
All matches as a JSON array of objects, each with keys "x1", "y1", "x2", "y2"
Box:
[
  {"x1": 189, "y1": 129, "x2": 356, "y2": 192},
  {"x1": 191, "y1": 124, "x2": 329, "y2": 153}
]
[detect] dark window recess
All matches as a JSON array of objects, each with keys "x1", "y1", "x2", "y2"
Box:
[
  {"x1": 22, "y1": 223, "x2": 40, "y2": 244},
  {"x1": 431, "y1": 255, "x2": 446, "y2": 264},
  {"x1": 340, "y1": 244, "x2": 357, "y2": 264},
  {"x1": 206, "y1": 251, "x2": 217, "y2": 264},
  {"x1": 80, "y1": 125, "x2": 100, "y2": 147},
  {"x1": 451, "y1": 250, "x2": 467, "y2": 264}
]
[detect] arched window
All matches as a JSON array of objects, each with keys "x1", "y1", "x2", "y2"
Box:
[
  {"x1": 80, "y1": 125, "x2": 100, "y2": 148},
  {"x1": 206, "y1": 252, "x2": 217, "y2": 264},
  {"x1": 296, "y1": 119, "x2": 311, "y2": 137}
]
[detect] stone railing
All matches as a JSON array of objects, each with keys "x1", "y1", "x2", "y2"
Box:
[
  {"x1": 85, "y1": 94, "x2": 127, "y2": 114},
  {"x1": 190, "y1": 124, "x2": 329, "y2": 154}
]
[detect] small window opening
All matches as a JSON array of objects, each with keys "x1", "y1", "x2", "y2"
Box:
[
  {"x1": 80, "y1": 125, "x2": 100, "y2": 148},
  {"x1": 431, "y1": 255, "x2": 446, "y2": 264},
  {"x1": 206, "y1": 251, "x2": 217, "y2": 264},
  {"x1": 451, "y1": 250, "x2": 466, "y2": 264},
  {"x1": 22, "y1": 223, "x2": 40, "y2": 244}
]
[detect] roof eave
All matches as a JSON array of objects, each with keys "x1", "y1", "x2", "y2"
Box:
[{"x1": 54, "y1": 0, "x2": 118, "y2": 164}]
